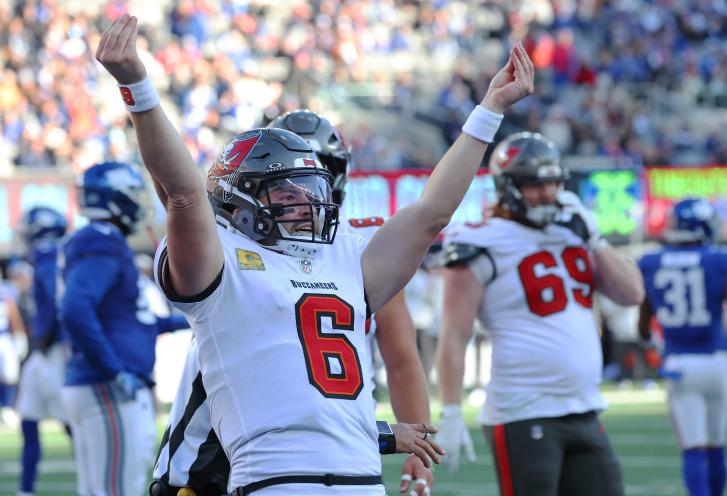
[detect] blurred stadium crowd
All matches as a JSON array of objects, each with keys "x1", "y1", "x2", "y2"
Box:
[{"x1": 2, "y1": 0, "x2": 727, "y2": 175}]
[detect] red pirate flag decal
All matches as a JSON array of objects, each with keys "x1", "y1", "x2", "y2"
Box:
[
  {"x1": 500, "y1": 146, "x2": 521, "y2": 170},
  {"x1": 210, "y1": 131, "x2": 262, "y2": 177}
]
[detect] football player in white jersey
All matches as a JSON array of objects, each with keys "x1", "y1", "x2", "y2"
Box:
[
  {"x1": 150, "y1": 111, "x2": 440, "y2": 496},
  {"x1": 271, "y1": 110, "x2": 437, "y2": 495},
  {"x1": 436, "y1": 132, "x2": 645, "y2": 495},
  {"x1": 97, "y1": 14, "x2": 534, "y2": 495}
]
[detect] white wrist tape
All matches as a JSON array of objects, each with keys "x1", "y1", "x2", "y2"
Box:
[
  {"x1": 462, "y1": 105, "x2": 503, "y2": 143},
  {"x1": 118, "y1": 78, "x2": 160, "y2": 113}
]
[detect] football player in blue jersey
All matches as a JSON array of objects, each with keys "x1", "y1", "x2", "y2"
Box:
[
  {"x1": 639, "y1": 198, "x2": 727, "y2": 496},
  {"x1": 15, "y1": 206, "x2": 70, "y2": 496},
  {"x1": 59, "y1": 161, "x2": 187, "y2": 496}
]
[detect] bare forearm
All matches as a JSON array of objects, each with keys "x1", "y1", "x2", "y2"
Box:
[
  {"x1": 388, "y1": 364, "x2": 431, "y2": 424},
  {"x1": 130, "y1": 108, "x2": 203, "y2": 200},
  {"x1": 594, "y1": 246, "x2": 644, "y2": 306},
  {"x1": 436, "y1": 330, "x2": 469, "y2": 405},
  {"x1": 362, "y1": 135, "x2": 489, "y2": 311}
]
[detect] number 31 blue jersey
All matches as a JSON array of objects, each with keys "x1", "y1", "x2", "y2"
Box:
[{"x1": 639, "y1": 245, "x2": 727, "y2": 355}]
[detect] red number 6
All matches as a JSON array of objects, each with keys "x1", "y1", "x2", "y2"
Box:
[{"x1": 295, "y1": 294, "x2": 363, "y2": 399}]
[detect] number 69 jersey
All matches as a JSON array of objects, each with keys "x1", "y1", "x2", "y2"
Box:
[
  {"x1": 444, "y1": 218, "x2": 605, "y2": 425},
  {"x1": 154, "y1": 224, "x2": 380, "y2": 490},
  {"x1": 639, "y1": 245, "x2": 727, "y2": 355}
]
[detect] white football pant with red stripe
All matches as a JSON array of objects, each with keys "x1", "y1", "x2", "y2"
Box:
[{"x1": 62, "y1": 382, "x2": 156, "y2": 496}]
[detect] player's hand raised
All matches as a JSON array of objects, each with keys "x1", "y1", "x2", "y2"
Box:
[
  {"x1": 96, "y1": 13, "x2": 147, "y2": 85},
  {"x1": 399, "y1": 454, "x2": 433, "y2": 496},
  {"x1": 481, "y1": 43, "x2": 535, "y2": 114},
  {"x1": 392, "y1": 423, "x2": 445, "y2": 468}
]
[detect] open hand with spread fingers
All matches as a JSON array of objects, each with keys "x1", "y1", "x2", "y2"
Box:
[
  {"x1": 481, "y1": 43, "x2": 535, "y2": 114},
  {"x1": 392, "y1": 423, "x2": 445, "y2": 468},
  {"x1": 95, "y1": 13, "x2": 147, "y2": 85}
]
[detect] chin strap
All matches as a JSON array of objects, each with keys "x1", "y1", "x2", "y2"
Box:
[
  {"x1": 525, "y1": 204, "x2": 560, "y2": 227},
  {"x1": 274, "y1": 223, "x2": 324, "y2": 258}
]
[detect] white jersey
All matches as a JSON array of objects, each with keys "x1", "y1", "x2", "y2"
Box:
[
  {"x1": 445, "y1": 218, "x2": 606, "y2": 425},
  {"x1": 155, "y1": 225, "x2": 380, "y2": 491}
]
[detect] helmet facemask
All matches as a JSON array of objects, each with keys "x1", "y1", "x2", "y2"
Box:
[{"x1": 317, "y1": 152, "x2": 349, "y2": 206}]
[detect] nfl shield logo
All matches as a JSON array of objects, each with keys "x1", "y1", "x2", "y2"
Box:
[{"x1": 299, "y1": 258, "x2": 313, "y2": 274}]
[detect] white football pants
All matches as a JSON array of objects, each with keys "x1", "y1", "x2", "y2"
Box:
[{"x1": 62, "y1": 382, "x2": 156, "y2": 496}]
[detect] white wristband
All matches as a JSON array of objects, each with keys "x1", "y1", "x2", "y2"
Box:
[
  {"x1": 118, "y1": 78, "x2": 160, "y2": 113},
  {"x1": 441, "y1": 404, "x2": 463, "y2": 418},
  {"x1": 462, "y1": 105, "x2": 503, "y2": 143}
]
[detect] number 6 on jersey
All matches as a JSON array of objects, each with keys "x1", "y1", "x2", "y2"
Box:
[{"x1": 295, "y1": 294, "x2": 364, "y2": 399}]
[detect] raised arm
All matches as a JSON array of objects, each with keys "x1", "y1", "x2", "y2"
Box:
[
  {"x1": 96, "y1": 15, "x2": 222, "y2": 297},
  {"x1": 362, "y1": 44, "x2": 534, "y2": 312}
]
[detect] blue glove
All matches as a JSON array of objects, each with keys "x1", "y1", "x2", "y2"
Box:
[{"x1": 114, "y1": 372, "x2": 145, "y2": 402}]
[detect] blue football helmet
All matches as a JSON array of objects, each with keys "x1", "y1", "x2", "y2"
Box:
[
  {"x1": 20, "y1": 206, "x2": 68, "y2": 248},
  {"x1": 78, "y1": 161, "x2": 146, "y2": 233},
  {"x1": 666, "y1": 198, "x2": 717, "y2": 244}
]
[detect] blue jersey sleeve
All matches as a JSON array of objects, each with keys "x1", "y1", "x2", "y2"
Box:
[
  {"x1": 61, "y1": 254, "x2": 125, "y2": 377},
  {"x1": 156, "y1": 314, "x2": 189, "y2": 335}
]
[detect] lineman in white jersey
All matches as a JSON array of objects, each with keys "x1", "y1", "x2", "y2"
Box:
[
  {"x1": 97, "y1": 15, "x2": 534, "y2": 495},
  {"x1": 436, "y1": 132, "x2": 645, "y2": 495},
  {"x1": 151, "y1": 111, "x2": 438, "y2": 496}
]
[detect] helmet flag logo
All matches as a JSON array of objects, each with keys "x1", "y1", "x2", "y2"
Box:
[
  {"x1": 211, "y1": 131, "x2": 261, "y2": 177},
  {"x1": 501, "y1": 146, "x2": 521, "y2": 170}
]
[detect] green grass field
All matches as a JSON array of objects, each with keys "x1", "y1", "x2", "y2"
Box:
[{"x1": 0, "y1": 386, "x2": 684, "y2": 495}]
